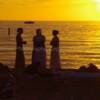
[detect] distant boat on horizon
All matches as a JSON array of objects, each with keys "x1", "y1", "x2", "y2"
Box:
[{"x1": 24, "y1": 21, "x2": 34, "y2": 24}]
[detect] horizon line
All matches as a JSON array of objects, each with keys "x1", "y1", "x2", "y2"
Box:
[{"x1": 0, "y1": 20, "x2": 100, "y2": 22}]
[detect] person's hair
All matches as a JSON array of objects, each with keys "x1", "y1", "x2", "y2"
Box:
[
  {"x1": 52, "y1": 30, "x2": 59, "y2": 36},
  {"x1": 36, "y1": 28, "x2": 41, "y2": 34},
  {"x1": 17, "y1": 28, "x2": 23, "y2": 33}
]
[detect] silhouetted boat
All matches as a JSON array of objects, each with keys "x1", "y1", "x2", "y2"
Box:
[{"x1": 24, "y1": 21, "x2": 34, "y2": 24}]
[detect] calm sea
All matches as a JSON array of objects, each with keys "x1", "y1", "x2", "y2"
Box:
[{"x1": 0, "y1": 21, "x2": 100, "y2": 69}]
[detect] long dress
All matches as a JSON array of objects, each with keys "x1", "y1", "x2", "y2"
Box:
[
  {"x1": 50, "y1": 36, "x2": 61, "y2": 71},
  {"x1": 32, "y1": 35, "x2": 46, "y2": 71},
  {"x1": 15, "y1": 34, "x2": 25, "y2": 74}
]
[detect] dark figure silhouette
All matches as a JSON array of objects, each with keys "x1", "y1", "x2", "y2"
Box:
[
  {"x1": 15, "y1": 28, "x2": 26, "y2": 74},
  {"x1": 50, "y1": 30, "x2": 61, "y2": 71},
  {"x1": 32, "y1": 29, "x2": 46, "y2": 72},
  {"x1": 8, "y1": 28, "x2": 10, "y2": 40}
]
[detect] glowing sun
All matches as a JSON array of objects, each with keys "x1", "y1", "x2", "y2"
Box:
[{"x1": 96, "y1": 0, "x2": 100, "y2": 12}]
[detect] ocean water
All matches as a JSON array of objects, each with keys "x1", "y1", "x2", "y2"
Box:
[{"x1": 0, "y1": 21, "x2": 100, "y2": 69}]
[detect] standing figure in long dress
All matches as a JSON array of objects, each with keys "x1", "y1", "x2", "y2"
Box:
[
  {"x1": 50, "y1": 30, "x2": 61, "y2": 71},
  {"x1": 32, "y1": 29, "x2": 46, "y2": 72},
  {"x1": 15, "y1": 28, "x2": 26, "y2": 74}
]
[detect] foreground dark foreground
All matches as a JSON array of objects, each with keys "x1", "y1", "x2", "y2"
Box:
[
  {"x1": 1, "y1": 62, "x2": 100, "y2": 100},
  {"x1": 1, "y1": 72, "x2": 100, "y2": 100}
]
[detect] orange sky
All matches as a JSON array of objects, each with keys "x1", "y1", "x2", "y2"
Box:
[{"x1": 0, "y1": 0, "x2": 100, "y2": 20}]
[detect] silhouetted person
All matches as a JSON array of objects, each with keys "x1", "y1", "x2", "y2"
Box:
[
  {"x1": 8, "y1": 28, "x2": 10, "y2": 40},
  {"x1": 50, "y1": 30, "x2": 61, "y2": 71},
  {"x1": 15, "y1": 28, "x2": 26, "y2": 75},
  {"x1": 32, "y1": 29, "x2": 46, "y2": 72}
]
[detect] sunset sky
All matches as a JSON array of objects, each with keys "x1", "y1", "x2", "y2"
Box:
[{"x1": 0, "y1": 0, "x2": 100, "y2": 20}]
